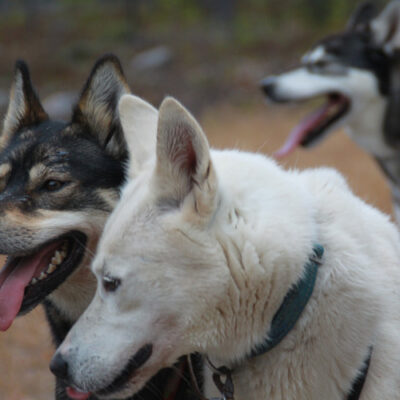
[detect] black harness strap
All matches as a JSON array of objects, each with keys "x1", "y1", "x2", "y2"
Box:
[{"x1": 346, "y1": 347, "x2": 373, "y2": 400}]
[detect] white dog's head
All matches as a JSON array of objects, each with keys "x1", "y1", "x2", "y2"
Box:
[{"x1": 50, "y1": 96, "x2": 229, "y2": 399}]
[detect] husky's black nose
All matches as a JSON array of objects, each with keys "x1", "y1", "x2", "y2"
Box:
[
  {"x1": 50, "y1": 352, "x2": 70, "y2": 381},
  {"x1": 260, "y1": 77, "x2": 279, "y2": 101}
]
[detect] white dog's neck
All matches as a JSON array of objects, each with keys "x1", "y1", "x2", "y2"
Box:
[
  {"x1": 187, "y1": 153, "x2": 320, "y2": 365},
  {"x1": 203, "y1": 238, "x2": 321, "y2": 363},
  {"x1": 198, "y1": 241, "x2": 324, "y2": 400}
]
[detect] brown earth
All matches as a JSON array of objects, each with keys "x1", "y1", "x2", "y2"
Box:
[{"x1": 0, "y1": 104, "x2": 392, "y2": 400}]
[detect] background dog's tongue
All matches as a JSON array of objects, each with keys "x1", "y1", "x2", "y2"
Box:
[
  {"x1": 0, "y1": 257, "x2": 40, "y2": 331},
  {"x1": 66, "y1": 387, "x2": 91, "y2": 400},
  {"x1": 274, "y1": 103, "x2": 331, "y2": 159}
]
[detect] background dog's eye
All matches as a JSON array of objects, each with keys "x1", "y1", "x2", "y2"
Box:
[
  {"x1": 314, "y1": 60, "x2": 327, "y2": 68},
  {"x1": 42, "y1": 180, "x2": 65, "y2": 192},
  {"x1": 103, "y1": 276, "x2": 121, "y2": 292}
]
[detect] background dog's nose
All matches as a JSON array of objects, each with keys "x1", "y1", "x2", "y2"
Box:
[
  {"x1": 50, "y1": 352, "x2": 70, "y2": 380},
  {"x1": 260, "y1": 77, "x2": 278, "y2": 101}
]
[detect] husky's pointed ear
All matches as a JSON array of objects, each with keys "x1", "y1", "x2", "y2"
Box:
[
  {"x1": 118, "y1": 94, "x2": 158, "y2": 177},
  {"x1": 72, "y1": 54, "x2": 130, "y2": 157},
  {"x1": 370, "y1": 2, "x2": 400, "y2": 147},
  {"x1": 346, "y1": 2, "x2": 377, "y2": 32},
  {"x1": 155, "y1": 97, "x2": 217, "y2": 218},
  {"x1": 383, "y1": 65, "x2": 400, "y2": 148},
  {"x1": 370, "y1": 1, "x2": 400, "y2": 52},
  {"x1": 2, "y1": 60, "x2": 48, "y2": 147}
]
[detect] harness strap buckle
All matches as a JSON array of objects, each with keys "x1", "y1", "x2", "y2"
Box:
[{"x1": 212, "y1": 369, "x2": 234, "y2": 400}]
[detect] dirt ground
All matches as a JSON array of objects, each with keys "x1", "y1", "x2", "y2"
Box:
[{"x1": 0, "y1": 104, "x2": 392, "y2": 400}]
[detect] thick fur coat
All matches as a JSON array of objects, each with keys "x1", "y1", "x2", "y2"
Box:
[{"x1": 53, "y1": 95, "x2": 400, "y2": 400}]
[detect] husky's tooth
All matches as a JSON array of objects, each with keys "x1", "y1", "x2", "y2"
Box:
[
  {"x1": 39, "y1": 272, "x2": 47, "y2": 280},
  {"x1": 55, "y1": 251, "x2": 62, "y2": 264},
  {"x1": 47, "y1": 264, "x2": 57, "y2": 274},
  {"x1": 60, "y1": 250, "x2": 67, "y2": 258},
  {"x1": 31, "y1": 278, "x2": 38, "y2": 285}
]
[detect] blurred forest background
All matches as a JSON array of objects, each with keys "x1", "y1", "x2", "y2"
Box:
[
  {"x1": 0, "y1": 0, "x2": 389, "y2": 115},
  {"x1": 0, "y1": 1, "x2": 394, "y2": 399}
]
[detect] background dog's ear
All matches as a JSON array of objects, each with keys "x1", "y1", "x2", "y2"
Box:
[
  {"x1": 118, "y1": 94, "x2": 158, "y2": 177},
  {"x1": 346, "y1": 2, "x2": 377, "y2": 32},
  {"x1": 1, "y1": 60, "x2": 48, "y2": 148},
  {"x1": 72, "y1": 54, "x2": 130, "y2": 158},
  {"x1": 370, "y1": 1, "x2": 400, "y2": 52},
  {"x1": 383, "y1": 64, "x2": 400, "y2": 148},
  {"x1": 155, "y1": 97, "x2": 217, "y2": 218},
  {"x1": 370, "y1": 2, "x2": 400, "y2": 148}
]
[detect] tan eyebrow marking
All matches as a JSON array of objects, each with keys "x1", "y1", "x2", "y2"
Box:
[
  {"x1": 29, "y1": 163, "x2": 47, "y2": 183},
  {"x1": 96, "y1": 188, "x2": 120, "y2": 209},
  {"x1": 0, "y1": 163, "x2": 11, "y2": 179}
]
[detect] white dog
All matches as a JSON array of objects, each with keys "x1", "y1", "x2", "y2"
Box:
[{"x1": 51, "y1": 95, "x2": 400, "y2": 400}]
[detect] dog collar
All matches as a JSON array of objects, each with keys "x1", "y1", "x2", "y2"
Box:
[
  {"x1": 250, "y1": 243, "x2": 324, "y2": 358},
  {"x1": 194, "y1": 245, "x2": 324, "y2": 400},
  {"x1": 201, "y1": 245, "x2": 370, "y2": 400}
]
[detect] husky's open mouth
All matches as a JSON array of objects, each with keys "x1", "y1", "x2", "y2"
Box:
[
  {"x1": 0, "y1": 231, "x2": 87, "y2": 331},
  {"x1": 274, "y1": 93, "x2": 351, "y2": 158}
]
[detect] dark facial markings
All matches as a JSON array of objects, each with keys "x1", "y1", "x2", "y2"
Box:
[
  {"x1": 308, "y1": 32, "x2": 390, "y2": 95},
  {"x1": 0, "y1": 120, "x2": 125, "y2": 214}
]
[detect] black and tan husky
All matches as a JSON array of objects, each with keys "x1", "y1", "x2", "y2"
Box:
[{"x1": 0, "y1": 55, "x2": 201, "y2": 400}]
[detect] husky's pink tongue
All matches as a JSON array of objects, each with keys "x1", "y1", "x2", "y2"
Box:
[
  {"x1": 0, "y1": 241, "x2": 62, "y2": 331},
  {"x1": 274, "y1": 102, "x2": 332, "y2": 159},
  {"x1": 66, "y1": 387, "x2": 91, "y2": 400}
]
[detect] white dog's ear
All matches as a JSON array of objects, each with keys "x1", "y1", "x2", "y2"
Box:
[
  {"x1": 370, "y1": 1, "x2": 400, "y2": 53},
  {"x1": 118, "y1": 94, "x2": 158, "y2": 177},
  {"x1": 155, "y1": 97, "x2": 217, "y2": 219}
]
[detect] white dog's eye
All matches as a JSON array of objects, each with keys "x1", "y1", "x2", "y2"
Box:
[{"x1": 103, "y1": 275, "x2": 121, "y2": 292}]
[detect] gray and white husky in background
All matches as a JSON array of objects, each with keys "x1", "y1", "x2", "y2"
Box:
[{"x1": 261, "y1": 1, "x2": 400, "y2": 223}]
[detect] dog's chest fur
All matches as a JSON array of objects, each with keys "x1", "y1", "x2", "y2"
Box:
[
  {"x1": 200, "y1": 151, "x2": 400, "y2": 400},
  {"x1": 345, "y1": 96, "x2": 394, "y2": 159}
]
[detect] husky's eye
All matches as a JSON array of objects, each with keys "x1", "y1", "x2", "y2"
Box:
[
  {"x1": 103, "y1": 276, "x2": 121, "y2": 292},
  {"x1": 314, "y1": 60, "x2": 327, "y2": 69},
  {"x1": 42, "y1": 180, "x2": 65, "y2": 192}
]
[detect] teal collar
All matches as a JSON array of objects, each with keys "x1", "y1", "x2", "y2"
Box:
[
  {"x1": 199, "y1": 245, "x2": 324, "y2": 400},
  {"x1": 250, "y1": 244, "x2": 324, "y2": 358}
]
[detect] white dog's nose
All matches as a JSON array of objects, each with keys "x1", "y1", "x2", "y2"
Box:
[{"x1": 50, "y1": 351, "x2": 70, "y2": 381}]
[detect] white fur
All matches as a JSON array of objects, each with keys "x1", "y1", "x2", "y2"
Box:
[
  {"x1": 301, "y1": 45, "x2": 326, "y2": 65},
  {"x1": 55, "y1": 96, "x2": 400, "y2": 400}
]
